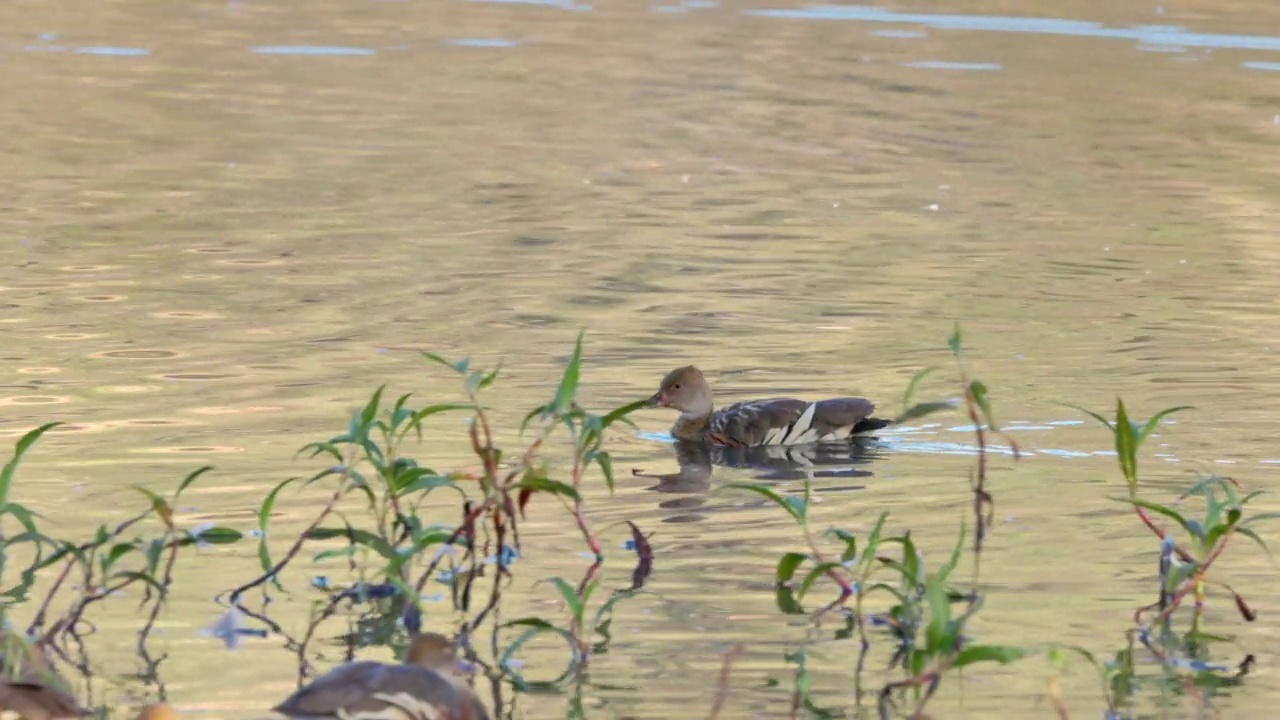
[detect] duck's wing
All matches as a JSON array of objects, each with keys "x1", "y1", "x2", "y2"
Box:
[
  {"x1": 0, "y1": 634, "x2": 90, "y2": 719},
  {"x1": 0, "y1": 683, "x2": 91, "y2": 720},
  {"x1": 710, "y1": 397, "x2": 882, "y2": 447},
  {"x1": 272, "y1": 662, "x2": 464, "y2": 719}
]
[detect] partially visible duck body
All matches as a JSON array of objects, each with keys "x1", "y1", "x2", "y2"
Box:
[
  {"x1": 648, "y1": 366, "x2": 891, "y2": 448},
  {"x1": 0, "y1": 630, "x2": 91, "y2": 720},
  {"x1": 272, "y1": 632, "x2": 490, "y2": 720}
]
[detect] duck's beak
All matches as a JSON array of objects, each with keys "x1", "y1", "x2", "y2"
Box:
[{"x1": 648, "y1": 391, "x2": 668, "y2": 408}]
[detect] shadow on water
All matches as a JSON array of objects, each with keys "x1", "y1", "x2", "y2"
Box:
[{"x1": 631, "y1": 438, "x2": 883, "y2": 522}]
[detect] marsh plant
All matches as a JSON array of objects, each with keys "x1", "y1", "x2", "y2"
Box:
[
  {"x1": 732, "y1": 324, "x2": 1274, "y2": 719},
  {"x1": 0, "y1": 325, "x2": 1272, "y2": 720}
]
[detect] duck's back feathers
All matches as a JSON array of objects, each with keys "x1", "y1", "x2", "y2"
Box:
[
  {"x1": 273, "y1": 661, "x2": 482, "y2": 720},
  {"x1": 708, "y1": 397, "x2": 882, "y2": 447},
  {"x1": 0, "y1": 632, "x2": 91, "y2": 720},
  {"x1": 0, "y1": 684, "x2": 90, "y2": 720}
]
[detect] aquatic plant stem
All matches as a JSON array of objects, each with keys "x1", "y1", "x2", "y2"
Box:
[
  {"x1": 222, "y1": 471, "x2": 350, "y2": 606},
  {"x1": 137, "y1": 529, "x2": 181, "y2": 652},
  {"x1": 27, "y1": 509, "x2": 151, "y2": 638},
  {"x1": 709, "y1": 643, "x2": 745, "y2": 720}
]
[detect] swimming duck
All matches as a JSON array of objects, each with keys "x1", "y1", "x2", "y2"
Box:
[
  {"x1": 0, "y1": 631, "x2": 91, "y2": 720},
  {"x1": 647, "y1": 366, "x2": 891, "y2": 447},
  {"x1": 272, "y1": 632, "x2": 489, "y2": 720}
]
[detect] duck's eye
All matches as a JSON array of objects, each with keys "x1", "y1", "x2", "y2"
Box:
[{"x1": 673, "y1": 383, "x2": 681, "y2": 390}]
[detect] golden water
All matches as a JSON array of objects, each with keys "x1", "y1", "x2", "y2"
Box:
[{"x1": 2, "y1": 0, "x2": 1280, "y2": 717}]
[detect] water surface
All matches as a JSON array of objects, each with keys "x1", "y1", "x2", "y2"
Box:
[{"x1": 2, "y1": 0, "x2": 1280, "y2": 717}]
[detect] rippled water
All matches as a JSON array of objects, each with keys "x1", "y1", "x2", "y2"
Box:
[{"x1": 3, "y1": 0, "x2": 1280, "y2": 717}]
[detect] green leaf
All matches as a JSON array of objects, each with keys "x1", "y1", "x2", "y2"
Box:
[
  {"x1": 1061, "y1": 403, "x2": 1114, "y2": 433},
  {"x1": 314, "y1": 546, "x2": 359, "y2": 563},
  {"x1": 593, "y1": 451, "x2": 616, "y2": 494},
  {"x1": 937, "y1": 519, "x2": 967, "y2": 584},
  {"x1": 1183, "y1": 631, "x2": 1235, "y2": 644},
  {"x1": 257, "y1": 543, "x2": 277, "y2": 589},
  {"x1": 133, "y1": 486, "x2": 174, "y2": 528},
  {"x1": 894, "y1": 401, "x2": 956, "y2": 425},
  {"x1": 863, "y1": 581, "x2": 908, "y2": 606},
  {"x1": 1234, "y1": 527, "x2": 1273, "y2": 561},
  {"x1": 498, "y1": 620, "x2": 579, "y2": 686},
  {"x1": 359, "y1": 385, "x2": 386, "y2": 430},
  {"x1": 923, "y1": 572, "x2": 954, "y2": 655},
  {"x1": 0, "y1": 422, "x2": 61, "y2": 506},
  {"x1": 0, "y1": 503, "x2": 44, "y2": 544},
  {"x1": 827, "y1": 529, "x2": 857, "y2": 563},
  {"x1": 863, "y1": 511, "x2": 889, "y2": 566},
  {"x1": 478, "y1": 362, "x2": 503, "y2": 391},
  {"x1": 421, "y1": 352, "x2": 470, "y2": 375},
  {"x1": 306, "y1": 527, "x2": 395, "y2": 559},
  {"x1": 1112, "y1": 498, "x2": 1200, "y2": 541},
  {"x1": 296, "y1": 440, "x2": 343, "y2": 462},
  {"x1": 1182, "y1": 474, "x2": 1229, "y2": 500},
  {"x1": 1163, "y1": 560, "x2": 1199, "y2": 593},
  {"x1": 901, "y1": 366, "x2": 940, "y2": 413},
  {"x1": 144, "y1": 538, "x2": 165, "y2": 575},
  {"x1": 900, "y1": 533, "x2": 922, "y2": 586},
  {"x1": 1241, "y1": 511, "x2": 1280, "y2": 528},
  {"x1": 502, "y1": 617, "x2": 559, "y2": 631},
  {"x1": 601, "y1": 398, "x2": 649, "y2": 431},
  {"x1": 968, "y1": 380, "x2": 999, "y2": 432},
  {"x1": 592, "y1": 589, "x2": 637, "y2": 631},
  {"x1": 1114, "y1": 397, "x2": 1138, "y2": 486},
  {"x1": 256, "y1": 477, "x2": 295, "y2": 588},
  {"x1": 1138, "y1": 406, "x2": 1193, "y2": 444},
  {"x1": 948, "y1": 322, "x2": 962, "y2": 357},
  {"x1": 776, "y1": 552, "x2": 807, "y2": 583},
  {"x1": 258, "y1": 478, "x2": 294, "y2": 533},
  {"x1": 539, "y1": 577, "x2": 586, "y2": 628},
  {"x1": 112, "y1": 570, "x2": 165, "y2": 594},
  {"x1": 1203, "y1": 486, "x2": 1223, "y2": 534},
  {"x1": 1203, "y1": 509, "x2": 1242, "y2": 551},
  {"x1": 519, "y1": 404, "x2": 551, "y2": 435},
  {"x1": 952, "y1": 644, "x2": 1030, "y2": 669},
  {"x1": 515, "y1": 476, "x2": 580, "y2": 502},
  {"x1": 553, "y1": 331, "x2": 585, "y2": 414},
  {"x1": 174, "y1": 466, "x2": 214, "y2": 498},
  {"x1": 775, "y1": 585, "x2": 805, "y2": 615},
  {"x1": 103, "y1": 542, "x2": 136, "y2": 572},
  {"x1": 391, "y1": 468, "x2": 457, "y2": 497},
  {"x1": 797, "y1": 562, "x2": 848, "y2": 600},
  {"x1": 192, "y1": 527, "x2": 243, "y2": 545},
  {"x1": 408, "y1": 403, "x2": 473, "y2": 425},
  {"x1": 727, "y1": 483, "x2": 804, "y2": 524}
]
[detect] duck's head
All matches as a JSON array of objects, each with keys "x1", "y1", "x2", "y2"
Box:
[
  {"x1": 648, "y1": 366, "x2": 713, "y2": 416},
  {"x1": 406, "y1": 632, "x2": 471, "y2": 676}
]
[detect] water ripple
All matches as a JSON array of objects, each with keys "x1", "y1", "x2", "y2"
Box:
[{"x1": 745, "y1": 5, "x2": 1280, "y2": 52}]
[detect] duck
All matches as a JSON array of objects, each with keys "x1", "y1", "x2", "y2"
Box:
[
  {"x1": 0, "y1": 630, "x2": 91, "y2": 720},
  {"x1": 647, "y1": 366, "x2": 891, "y2": 447},
  {"x1": 136, "y1": 704, "x2": 179, "y2": 720},
  {"x1": 272, "y1": 632, "x2": 490, "y2": 720}
]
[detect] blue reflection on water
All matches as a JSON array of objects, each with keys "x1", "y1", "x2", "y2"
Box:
[
  {"x1": 745, "y1": 5, "x2": 1280, "y2": 52},
  {"x1": 250, "y1": 46, "x2": 376, "y2": 56}
]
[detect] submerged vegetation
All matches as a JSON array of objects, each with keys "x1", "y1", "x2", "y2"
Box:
[{"x1": 0, "y1": 325, "x2": 1273, "y2": 719}]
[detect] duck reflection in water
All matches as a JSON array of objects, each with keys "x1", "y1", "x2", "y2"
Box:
[{"x1": 632, "y1": 438, "x2": 884, "y2": 522}]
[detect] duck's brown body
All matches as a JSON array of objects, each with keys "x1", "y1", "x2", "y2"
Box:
[
  {"x1": 272, "y1": 633, "x2": 489, "y2": 720},
  {"x1": 651, "y1": 366, "x2": 890, "y2": 448},
  {"x1": 0, "y1": 631, "x2": 91, "y2": 720}
]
